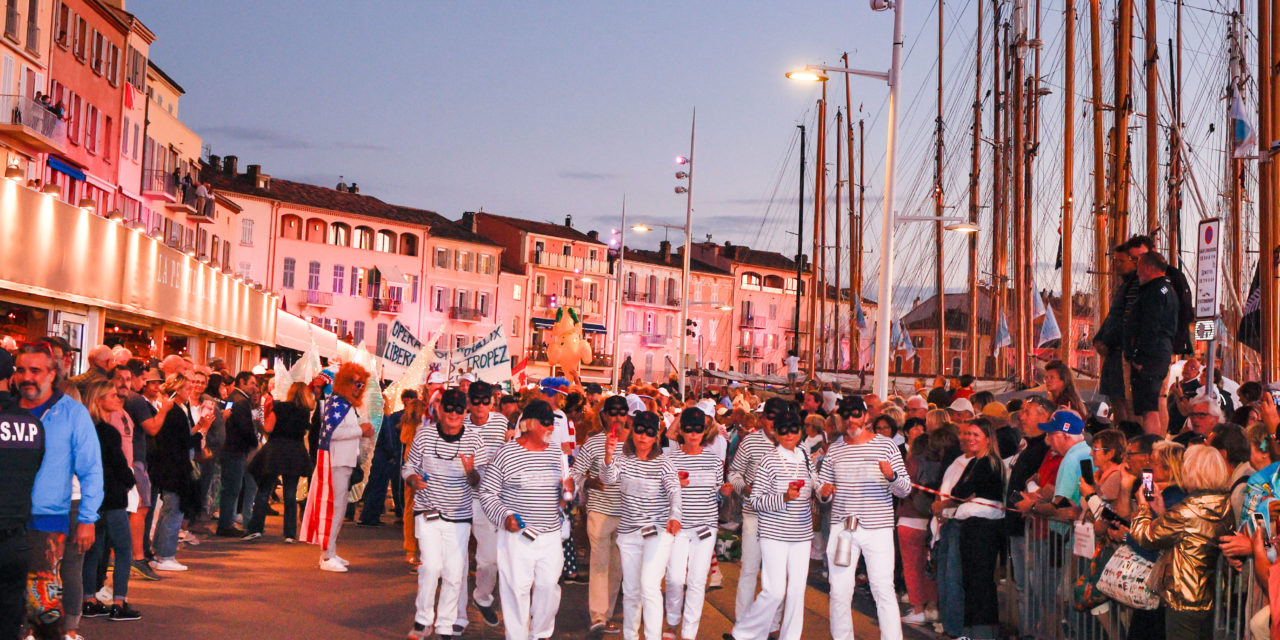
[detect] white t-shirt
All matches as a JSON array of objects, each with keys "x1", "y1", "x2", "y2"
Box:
[
  {"x1": 785, "y1": 355, "x2": 800, "y2": 375},
  {"x1": 551, "y1": 409, "x2": 574, "y2": 450}
]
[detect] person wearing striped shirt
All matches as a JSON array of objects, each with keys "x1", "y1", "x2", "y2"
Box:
[
  {"x1": 728, "y1": 411, "x2": 823, "y2": 640},
  {"x1": 403, "y1": 388, "x2": 487, "y2": 640},
  {"x1": 479, "y1": 400, "x2": 573, "y2": 640},
  {"x1": 458, "y1": 381, "x2": 510, "y2": 630},
  {"x1": 572, "y1": 394, "x2": 631, "y2": 638},
  {"x1": 727, "y1": 396, "x2": 786, "y2": 624},
  {"x1": 601, "y1": 411, "x2": 681, "y2": 640},
  {"x1": 663, "y1": 408, "x2": 731, "y2": 640},
  {"x1": 816, "y1": 395, "x2": 911, "y2": 640}
]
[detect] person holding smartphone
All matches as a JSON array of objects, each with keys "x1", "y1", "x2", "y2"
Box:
[
  {"x1": 571, "y1": 394, "x2": 631, "y2": 638},
  {"x1": 479, "y1": 400, "x2": 572, "y2": 640},
  {"x1": 1078, "y1": 429, "x2": 1133, "y2": 537},
  {"x1": 661, "y1": 407, "x2": 725, "y2": 640},
  {"x1": 601, "y1": 411, "x2": 681, "y2": 640},
  {"x1": 402, "y1": 388, "x2": 486, "y2": 640}
]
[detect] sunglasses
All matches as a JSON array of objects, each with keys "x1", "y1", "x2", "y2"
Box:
[
  {"x1": 353, "y1": 380, "x2": 367, "y2": 389},
  {"x1": 18, "y1": 341, "x2": 52, "y2": 356},
  {"x1": 634, "y1": 425, "x2": 661, "y2": 437},
  {"x1": 775, "y1": 425, "x2": 803, "y2": 436},
  {"x1": 469, "y1": 397, "x2": 492, "y2": 406},
  {"x1": 605, "y1": 408, "x2": 629, "y2": 417},
  {"x1": 679, "y1": 423, "x2": 705, "y2": 433},
  {"x1": 441, "y1": 404, "x2": 466, "y2": 414}
]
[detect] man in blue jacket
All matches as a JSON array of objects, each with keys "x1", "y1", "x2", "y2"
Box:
[
  {"x1": 357, "y1": 389, "x2": 414, "y2": 526},
  {"x1": 12, "y1": 343, "x2": 102, "y2": 640}
]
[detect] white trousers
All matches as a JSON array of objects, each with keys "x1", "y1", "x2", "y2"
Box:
[
  {"x1": 496, "y1": 529, "x2": 564, "y2": 640},
  {"x1": 323, "y1": 466, "x2": 352, "y2": 559},
  {"x1": 732, "y1": 538, "x2": 810, "y2": 640},
  {"x1": 414, "y1": 516, "x2": 471, "y2": 635},
  {"x1": 826, "y1": 522, "x2": 902, "y2": 640},
  {"x1": 664, "y1": 528, "x2": 716, "y2": 639},
  {"x1": 456, "y1": 497, "x2": 500, "y2": 629},
  {"x1": 617, "y1": 529, "x2": 675, "y2": 640}
]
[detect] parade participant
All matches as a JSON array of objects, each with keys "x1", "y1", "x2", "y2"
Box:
[
  {"x1": 403, "y1": 388, "x2": 486, "y2": 640},
  {"x1": 460, "y1": 381, "x2": 510, "y2": 629},
  {"x1": 600, "y1": 410, "x2": 681, "y2": 640},
  {"x1": 663, "y1": 407, "x2": 727, "y2": 640},
  {"x1": 217, "y1": 372, "x2": 259, "y2": 538},
  {"x1": 244, "y1": 382, "x2": 314, "y2": 542},
  {"x1": 818, "y1": 395, "x2": 910, "y2": 640},
  {"x1": 149, "y1": 373, "x2": 212, "y2": 573},
  {"x1": 727, "y1": 411, "x2": 820, "y2": 640},
  {"x1": 727, "y1": 396, "x2": 784, "y2": 623},
  {"x1": 357, "y1": 389, "x2": 414, "y2": 528},
  {"x1": 571, "y1": 394, "x2": 629, "y2": 638},
  {"x1": 300, "y1": 363, "x2": 374, "y2": 573},
  {"x1": 479, "y1": 400, "x2": 573, "y2": 640},
  {"x1": 0, "y1": 350, "x2": 43, "y2": 640}
]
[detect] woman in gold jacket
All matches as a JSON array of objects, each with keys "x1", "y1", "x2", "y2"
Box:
[{"x1": 1130, "y1": 444, "x2": 1233, "y2": 640}]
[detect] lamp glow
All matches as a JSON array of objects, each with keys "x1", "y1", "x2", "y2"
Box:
[
  {"x1": 4, "y1": 164, "x2": 21, "y2": 181},
  {"x1": 944, "y1": 221, "x2": 980, "y2": 234},
  {"x1": 630, "y1": 224, "x2": 652, "y2": 233},
  {"x1": 785, "y1": 69, "x2": 829, "y2": 82}
]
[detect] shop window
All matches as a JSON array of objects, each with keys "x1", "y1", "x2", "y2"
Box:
[
  {"x1": 307, "y1": 261, "x2": 320, "y2": 291},
  {"x1": 282, "y1": 257, "x2": 296, "y2": 289},
  {"x1": 376, "y1": 323, "x2": 389, "y2": 354},
  {"x1": 353, "y1": 321, "x2": 365, "y2": 345},
  {"x1": 332, "y1": 265, "x2": 345, "y2": 294}
]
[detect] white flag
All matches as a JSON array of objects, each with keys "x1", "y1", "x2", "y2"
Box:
[{"x1": 1038, "y1": 308, "x2": 1062, "y2": 347}]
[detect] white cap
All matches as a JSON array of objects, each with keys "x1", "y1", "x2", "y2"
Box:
[
  {"x1": 658, "y1": 387, "x2": 671, "y2": 398},
  {"x1": 947, "y1": 397, "x2": 975, "y2": 414},
  {"x1": 626, "y1": 394, "x2": 647, "y2": 415},
  {"x1": 696, "y1": 399, "x2": 717, "y2": 416},
  {"x1": 460, "y1": 372, "x2": 478, "y2": 382},
  {"x1": 427, "y1": 371, "x2": 447, "y2": 384}
]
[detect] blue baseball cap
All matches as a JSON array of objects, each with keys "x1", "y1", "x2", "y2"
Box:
[{"x1": 1038, "y1": 409, "x2": 1085, "y2": 436}]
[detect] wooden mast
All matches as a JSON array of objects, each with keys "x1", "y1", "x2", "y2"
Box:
[
  {"x1": 1025, "y1": 0, "x2": 1042, "y2": 376},
  {"x1": 1112, "y1": 0, "x2": 1134, "y2": 249},
  {"x1": 935, "y1": 0, "x2": 947, "y2": 377},
  {"x1": 808, "y1": 94, "x2": 824, "y2": 375},
  {"x1": 1144, "y1": 0, "x2": 1159, "y2": 239},
  {"x1": 1061, "y1": 0, "x2": 1076, "y2": 366},
  {"x1": 1089, "y1": 0, "x2": 1108, "y2": 333},
  {"x1": 968, "y1": 0, "x2": 983, "y2": 376},
  {"x1": 844, "y1": 53, "x2": 858, "y2": 373},
  {"x1": 1266, "y1": 0, "x2": 1280, "y2": 381},
  {"x1": 1229, "y1": 2, "x2": 1244, "y2": 377},
  {"x1": 992, "y1": 3, "x2": 1007, "y2": 379},
  {"x1": 858, "y1": 118, "x2": 866, "y2": 373},
  {"x1": 1167, "y1": 0, "x2": 1182, "y2": 267},
  {"x1": 1012, "y1": 11, "x2": 1027, "y2": 384},
  {"x1": 835, "y1": 107, "x2": 844, "y2": 372},
  {"x1": 817, "y1": 88, "x2": 827, "y2": 372}
]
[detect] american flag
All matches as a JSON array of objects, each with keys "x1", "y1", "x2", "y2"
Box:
[{"x1": 300, "y1": 394, "x2": 352, "y2": 549}]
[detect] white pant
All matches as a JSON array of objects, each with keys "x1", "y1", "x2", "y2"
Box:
[
  {"x1": 733, "y1": 538, "x2": 810, "y2": 640},
  {"x1": 826, "y1": 522, "x2": 902, "y2": 640},
  {"x1": 617, "y1": 529, "x2": 675, "y2": 640},
  {"x1": 664, "y1": 528, "x2": 716, "y2": 639},
  {"x1": 415, "y1": 516, "x2": 471, "y2": 635},
  {"x1": 324, "y1": 466, "x2": 352, "y2": 559},
  {"x1": 457, "y1": 498, "x2": 500, "y2": 628},
  {"x1": 496, "y1": 529, "x2": 564, "y2": 640}
]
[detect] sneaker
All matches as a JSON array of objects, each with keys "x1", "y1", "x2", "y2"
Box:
[
  {"x1": 151, "y1": 558, "x2": 188, "y2": 572},
  {"x1": 902, "y1": 611, "x2": 927, "y2": 625},
  {"x1": 333, "y1": 555, "x2": 350, "y2": 567},
  {"x1": 284, "y1": 537, "x2": 296, "y2": 544},
  {"x1": 603, "y1": 622, "x2": 621, "y2": 634},
  {"x1": 241, "y1": 532, "x2": 263, "y2": 541},
  {"x1": 130, "y1": 560, "x2": 161, "y2": 581},
  {"x1": 215, "y1": 527, "x2": 246, "y2": 538},
  {"x1": 82, "y1": 601, "x2": 111, "y2": 617},
  {"x1": 319, "y1": 557, "x2": 348, "y2": 573},
  {"x1": 478, "y1": 601, "x2": 500, "y2": 626},
  {"x1": 588, "y1": 622, "x2": 606, "y2": 639},
  {"x1": 108, "y1": 603, "x2": 141, "y2": 621},
  {"x1": 178, "y1": 530, "x2": 201, "y2": 546},
  {"x1": 406, "y1": 622, "x2": 426, "y2": 640}
]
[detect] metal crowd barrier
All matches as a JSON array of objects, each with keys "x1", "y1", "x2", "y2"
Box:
[{"x1": 1016, "y1": 516, "x2": 1263, "y2": 639}]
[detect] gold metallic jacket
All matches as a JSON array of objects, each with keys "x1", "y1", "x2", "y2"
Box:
[{"x1": 1129, "y1": 491, "x2": 1232, "y2": 611}]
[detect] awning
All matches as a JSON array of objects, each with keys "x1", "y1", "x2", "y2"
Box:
[
  {"x1": 47, "y1": 156, "x2": 85, "y2": 182},
  {"x1": 531, "y1": 317, "x2": 554, "y2": 329},
  {"x1": 377, "y1": 264, "x2": 410, "y2": 285},
  {"x1": 274, "y1": 309, "x2": 339, "y2": 359},
  {"x1": 530, "y1": 317, "x2": 607, "y2": 335}
]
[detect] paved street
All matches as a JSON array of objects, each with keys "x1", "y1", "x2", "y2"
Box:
[{"x1": 82, "y1": 513, "x2": 938, "y2": 640}]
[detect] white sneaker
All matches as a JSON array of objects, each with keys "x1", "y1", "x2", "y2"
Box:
[
  {"x1": 95, "y1": 584, "x2": 112, "y2": 603},
  {"x1": 902, "y1": 611, "x2": 927, "y2": 625},
  {"x1": 925, "y1": 606, "x2": 939, "y2": 622},
  {"x1": 151, "y1": 558, "x2": 188, "y2": 572},
  {"x1": 319, "y1": 557, "x2": 348, "y2": 573},
  {"x1": 333, "y1": 555, "x2": 350, "y2": 567},
  {"x1": 898, "y1": 591, "x2": 910, "y2": 604},
  {"x1": 178, "y1": 530, "x2": 201, "y2": 546}
]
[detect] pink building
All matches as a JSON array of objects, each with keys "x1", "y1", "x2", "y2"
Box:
[{"x1": 474, "y1": 212, "x2": 613, "y2": 383}]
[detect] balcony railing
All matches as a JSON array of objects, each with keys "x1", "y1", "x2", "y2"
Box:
[
  {"x1": 623, "y1": 290, "x2": 643, "y2": 303},
  {"x1": 666, "y1": 296, "x2": 681, "y2": 307},
  {"x1": 529, "y1": 250, "x2": 610, "y2": 275},
  {"x1": 641, "y1": 334, "x2": 668, "y2": 348},
  {"x1": 142, "y1": 169, "x2": 178, "y2": 201},
  {"x1": 449, "y1": 306, "x2": 483, "y2": 321},
  {"x1": 301, "y1": 290, "x2": 332, "y2": 307},
  {"x1": 534, "y1": 293, "x2": 601, "y2": 315},
  {"x1": 0, "y1": 95, "x2": 64, "y2": 152},
  {"x1": 372, "y1": 298, "x2": 402, "y2": 314},
  {"x1": 737, "y1": 345, "x2": 762, "y2": 358},
  {"x1": 739, "y1": 315, "x2": 764, "y2": 329},
  {"x1": 525, "y1": 347, "x2": 612, "y2": 368}
]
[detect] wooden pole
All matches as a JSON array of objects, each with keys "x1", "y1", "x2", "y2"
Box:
[
  {"x1": 1259, "y1": 0, "x2": 1272, "y2": 382},
  {"x1": 809, "y1": 95, "x2": 824, "y2": 375},
  {"x1": 1267, "y1": 0, "x2": 1280, "y2": 381},
  {"x1": 1089, "y1": 0, "x2": 1108, "y2": 339},
  {"x1": 844, "y1": 53, "x2": 858, "y2": 372},
  {"x1": 936, "y1": 0, "x2": 947, "y2": 377},
  {"x1": 1144, "y1": 0, "x2": 1159, "y2": 238},
  {"x1": 818, "y1": 89, "x2": 828, "y2": 371},
  {"x1": 968, "y1": 0, "x2": 983, "y2": 376},
  {"x1": 835, "y1": 107, "x2": 844, "y2": 372},
  {"x1": 992, "y1": 6, "x2": 1007, "y2": 379},
  {"x1": 1026, "y1": 0, "x2": 1042, "y2": 377},
  {"x1": 1113, "y1": 0, "x2": 1134, "y2": 248},
  {"x1": 858, "y1": 118, "x2": 866, "y2": 373},
  {"x1": 1012, "y1": 19, "x2": 1027, "y2": 384},
  {"x1": 1062, "y1": 0, "x2": 1076, "y2": 366},
  {"x1": 1168, "y1": 0, "x2": 1183, "y2": 267},
  {"x1": 1229, "y1": 3, "x2": 1243, "y2": 377}
]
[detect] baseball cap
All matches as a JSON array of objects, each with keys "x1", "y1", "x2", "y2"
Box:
[
  {"x1": 1038, "y1": 409, "x2": 1085, "y2": 435},
  {"x1": 838, "y1": 396, "x2": 868, "y2": 415},
  {"x1": 947, "y1": 398, "x2": 975, "y2": 414},
  {"x1": 680, "y1": 407, "x2": 706, "y2": 429},
  {"x1": 602, "y1": 395, "x2": 629, "y2": 414},
  {"x1": 468, "y1": 381, "x2": 494, "y2": 401},
  {"x1": 980, "y1": 401, "x2": 1010, "y2": 421},
  {"x1": 696, "y1": 399, "x2": 717, "y2": 417},
  {"x1": 633, "y1": 411, "x2": 660, "y2": 432},
  {"x1": 144, "y1": 367, "x2": 164, "y2": 383},
  {"x1": 440, "y1": 388, "x2": 468, "y2": 411},
  {"x1": 426, "y1": 371, "x2": 447, "y2": 385},
  {"x1": 460, "y1": 372, "x2": 478, "y2": 383},
  {"x1": 763, "y1": 397, "x2": 792, "y2": 419},
  {"x1": 519, "y1": 400, "x2": 556, "y2": 427}
]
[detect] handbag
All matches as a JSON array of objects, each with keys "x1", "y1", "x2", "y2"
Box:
[
  {"x1": 1071, "y1": 542, "x2": 1114, "y2": 611},
  {"x1": 1096, "y1": 544, "x2": 1160, "y2": 610}
]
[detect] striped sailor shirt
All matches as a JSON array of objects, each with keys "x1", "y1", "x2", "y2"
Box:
[
  {"x1": 479, "y1": 440, "x2": 566, "y2": 536},
  {"x1": 728, "y1": 429, "x2": 774, "y2": 515},
  {"x1": 750, "y1": 445, "x2": 820, "y2": 542},
  {"x1": 664, "y1": 446, "x2": 723, "y2": 530},
  {"x1": 602, "y1": 452, "x2": 682, "y2": 535},
  {"x1": 571, "y1": 432, "x2": 623, "y2": 517},
  {"x1": 402, "y1": 421, "x2": 487, "y2": 521},
  {"x1": 817, "y1": 434, "x2": 911, "y2": 529}
]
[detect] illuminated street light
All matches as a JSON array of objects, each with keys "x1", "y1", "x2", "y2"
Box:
[
  {"x1": 944, "y1": 221, "x2": 980, "y2": 234},
  {"x1": 785, "y1": 68, "x2": 829, "y2": 82}
]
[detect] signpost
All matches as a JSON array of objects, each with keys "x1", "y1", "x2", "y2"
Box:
[{"x1": 1196, "y1": 218, "x2": 1222, "y2": 401}]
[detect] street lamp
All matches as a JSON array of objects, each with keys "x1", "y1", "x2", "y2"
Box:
[{"x1": 786, "y1": 0, "x2": 902, "y2": 397}]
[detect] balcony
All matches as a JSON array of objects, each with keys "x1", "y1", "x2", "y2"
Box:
[
  {"x1": 142, "y1": 169, "x2": 178, "y2": 202},
  {"x1": 666, "y1": 296, "x2": 681, "y2": 307},
  {"x1": 0, "y1": 95, "x2": 64, "y2": 152},
  {"x1": 372, "y1": 297, "x2": 402, "y2": 314},
  {"x1": 737, "y1": 345, "x2": 762, "y2": 359},
  {"x1": 641, "y1": 334, "x2": 668, "y2": 348},
  {"x1": 300, "y1": 290, "x2": 332, "y2": 308},
  {"x1": 449, "y1": 306, "x2": 483, "y2": 322},
  {"x1": 534, "y1": 293, "x2": 601, "y2": 315},
  {"x1": 529, "y1": 250, "x2": 610, "y2": 275},
  {"x1": 525, "y1": 347, "x2": 613, "y2": 368},
  {"x1": 739, "y1": 315, "x2": 765, "y2": 329}
]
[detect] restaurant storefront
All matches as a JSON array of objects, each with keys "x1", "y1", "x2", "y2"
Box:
[{"x1": 0, "y1": 179, "x2": 275, "y2": 374}]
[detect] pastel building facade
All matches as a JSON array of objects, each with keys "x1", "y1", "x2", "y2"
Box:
[{"x1": 0, "y1": 0, "x2": 56, "y2": 181}]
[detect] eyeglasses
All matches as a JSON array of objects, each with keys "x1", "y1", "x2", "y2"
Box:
[
  {"x1": 634, "y1": 424, "x2": 661, "y2": 437},
  {"x1": 353, "y1": 380, "x2": 367, "y2": 389},
  {"x1": 775, "y1": 425, "x2": 803, "y2": 436},
  {"x1": 441, "y1": 404, "x2": 466, "y2": 415},
  {"x1": 679, "y1": 424, "x2": 704, "y2": 434},
  {"x1": 469, "y1": 397, "x2": 492, "y2": 406},
  {"x1": 605, "y1": 408, "x2": 629, "y2": 417}
]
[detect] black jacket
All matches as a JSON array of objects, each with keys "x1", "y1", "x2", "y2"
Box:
[
  {"x1": 149, "y1": 404, "x2": 204, "y2": 515},
  {"x1": 93, "y1": 419, "x2": 136, "y2": 512},
  {"x1": 223, "y1": 388, "x2": 257, "y2": 457},
  {"x1": 0, "y1": 392, "x2": 43, "y2": 530},
  {"x1": 1095, "y1": 274, "x2": 1136, "y2": 399},
  {"x1": 1125, "y1": 275, "x2": 1179, "y2": 367},
  {"x1": 1164, "y1": 265, "x2": 1195, "y2": 356}
]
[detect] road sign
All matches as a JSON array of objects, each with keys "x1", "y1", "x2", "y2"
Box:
[
  {"x1": 1195, "y1": 218, "x2": 1221, "y2": 319},
  {"x1": 1194, "y1": 320, "x2": 1216, "y2": 342}
]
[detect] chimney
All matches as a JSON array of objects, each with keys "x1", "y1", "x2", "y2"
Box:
[
  {"x1": 223, "y1": 155, "x2": 238, "y2": 176},
  {"x1": 461, "y1": 211, "x2": 478, "y2": 233},
  {"x1": 659, "y1": 240, "x2": 671, "y2": 263},
  {"x1": 349, "y1": 182, "x2": 359, "y2": 194},
  {"x1": 207, "y1": 155, "x2": 221, "y2": 172},
  {"x1": 587, "y1": 230, "x2": 599, "y2": 241},
  {"x1": 564, "y1": 215, "x2": 573, "y2": 228},
  {"x1": 247, "y1": 164, "x2": 270, "y2": 189}
]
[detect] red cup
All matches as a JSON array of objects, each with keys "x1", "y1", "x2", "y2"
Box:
[
  {"x1": 790, "y1": 479, "x2": 805, "y2": 490},
  {"x1": 678, "y1": 471, "x2": 689, "y2": 481}
]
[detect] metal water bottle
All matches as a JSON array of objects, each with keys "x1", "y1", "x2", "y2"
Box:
[{"x1": 833, "y1": 516, "x2": 854, "y2": 567}]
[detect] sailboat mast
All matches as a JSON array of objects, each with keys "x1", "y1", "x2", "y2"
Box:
[
  {"x1": 1167, "y1": 0, "x2": 1183, "y2": 266},
  {"x1": 969, "y1": 0, "x2": 983, "y2": 376},
  {"x1": 1012, "y1": 13, "x2": 1027, "y2": 384},
  {"x1": 936, "y1": 0, "x2": 948, "y2": 377},
  {"x1": 835, "y1": 107, "x2": 844, "y2": 372},
  {"x1": 844, "y1": 53, "x2": 858, "y2": 372},
  {"x1": 1265, "y1": 0, "x2": 1280, "y2": 381},
  {"x1": 858, "y1": 118, "x2": 866, "y2": 372},
  {"x1": 1062, "y1": 0, "x2": 1076, "y2": 366},
  {"x1": 1089, "y1": 0, "x2": 1108, "y2": 335},
  {"x1": 1025, "y1": 0, "x2": 1042, "y2": 378},
  {"x1": 992, "y1": 5, "x2": 1008, "y2": 379},
  {"x1": 1144, "y1": 0, "x2": 1159, "y2": 238},
  {"x1": 1113, "y1": 0, "x2": 1134, "y2": 247},
  {"x1": 1229, "y1": 4, "x2": 1243, "y2": 378}
]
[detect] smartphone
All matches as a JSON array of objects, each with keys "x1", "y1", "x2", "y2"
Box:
[
  {"x1": 1080, "y1": 460, "x2": 1095, "y2": 486},
  {"x1": 421, "y1": 509, "x2": 441, "y2": 522},
  {"x1": 1253, "y1": 512, "x2": 1273, "y2": 549},
  {"x1": 223, "y1": 400, "x2": 234, "y2": 411},
  {"x1": 697, "y1": 527, "x2": 714, "y2": 540},
  {"x1": 521, "y1": 529, "x2": 538, "y2": 542},
  {"x1": 640, "y1": 525, "x2": 658, "y2": 539},
  {"x1": 1141, "y1": 469, "x2": 1155, "y2": 501}
]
